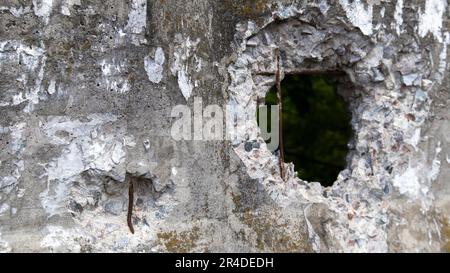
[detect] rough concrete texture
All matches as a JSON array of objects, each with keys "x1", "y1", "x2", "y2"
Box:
[{"x1": 0, "y1": 0, "x2": 449, "y2": 252}]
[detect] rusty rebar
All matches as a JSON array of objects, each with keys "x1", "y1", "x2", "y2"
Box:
[
  {"x1": 127, "y1": 178, "x2": 135, "y2": 234},
  {"x1": 275, "y1": 49, "x2": 286, "y2": 181},
  {"x1": 256, "y1": 69, "x2": 344, "y2": 76}
]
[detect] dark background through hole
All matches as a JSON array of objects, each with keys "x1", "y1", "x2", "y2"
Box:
[{"x1": 258, "y1": 75, "x2": 352, "y2": 186}]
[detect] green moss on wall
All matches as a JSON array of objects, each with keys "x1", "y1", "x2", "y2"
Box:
[{"x1": 157, "y1": 226, "x2": 200, "y2": 252}]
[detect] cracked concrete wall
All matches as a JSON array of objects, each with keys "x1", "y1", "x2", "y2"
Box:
[{"x1": 0, "y1": 0, "x2": 448, "y2": 252}]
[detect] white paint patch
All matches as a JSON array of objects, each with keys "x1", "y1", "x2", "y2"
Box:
[
  {"x1": 99, "y1": 59, "x2": 130, "y2": 93},
  {"x1": 438, "y1": 32, "x2": 449, "y2": 80},
  {"x1": 170, "y1": 35, "x2": 200, "y2": 100},
  {"x1": 46, "y1": 142, "x2": 84, "y2": 182},
  {"x1": 339, "y1": 0, "x2": 373, "y2": 36},
  {"x1": 9, "y1": 122, "x2": 26, "y2": 154},
  {"x1": 177, "y1": 70, "x2": 193, "y2": 100},
  {"x1": 42, "y1": 114, "x2": 115, "y2": 144},
  {"x1": 123, "y1": 135, "x2": 136, "y2": 147},
  {"x1": 155, "y1": 47, "x2": 165, "y2": 67},
  {"x1": 47, "y1": 79, "x2": 56, "y2": 95},
  {"x1": 125, "y1": 0, "x2": 147, "y2": 34},
  {"x1": 418, "y1": 0, "x2": 447, "y2": 42},
  {"x1": 32, "y1": 0, "x2": 53, "y2": 24},
  {"x1": 393, "y1": 166, "x2": 422, "y2": 199},
  {"x1": 0, "y1": 232, "x2": 11, "y2": 253},
  {"x1": 394, "y1": 0, "x2": 404, "y2": 35},
  {"x1": 144, "y1": 47, "x2": 165, "y2": 83},
  {"x1": 0, "y1": 203, "x2": 10, "y2": 216},
  {"x1": 40, "y1": 137, "x2": 85, "y2": 216},
  {"x1": 40, "y1": 225, "x2": 84, "y2": 251},
  {"x1": 17, "y1": 188, "x2": 25, "y2": 198},
  {"x1": 427, "y1": 143, "x2": 441, "y2": 181},
  {"x1": 40, "y1": 114, "x2": 126, "y2": 217},
  {"x1": 60, "y1": 0, "x2": 80, "y2": 16},
  {"x1": 393, "y1": 142, "x2": 442, "y2": 203},
  {"x1": 406, "y1": 128, "x2": 421, "y2": 150},
  {"x1": 0, "y1": 40, "x2": 47, "y2": 111},
  {"x1": 25, "y1": 54, "x2": 46, "y2": 113},
  {"x1": 0, "y1": 5, "x2": 31, "y2": 17},
  {"x1": 0, "y1": 122, "x2": 26, "y2": 195}
]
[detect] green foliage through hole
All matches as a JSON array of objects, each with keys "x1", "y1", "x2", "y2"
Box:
[{"x1": 257, "y1": 75, "x2": 352, "y2": 186}]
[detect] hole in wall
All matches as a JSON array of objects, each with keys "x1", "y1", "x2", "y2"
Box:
[{"x1": 258, "y1": 74, "x2": 353, "y2": 187}]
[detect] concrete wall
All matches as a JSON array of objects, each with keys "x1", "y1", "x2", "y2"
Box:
[{"x1": 0, "y1": 0, "x2": 448, "y2": 252}]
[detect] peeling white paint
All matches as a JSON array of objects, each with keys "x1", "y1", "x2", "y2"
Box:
[
  {"x1": 32, "y1": 0, "x2": 53, "y2": 24},
  {"x1": 394, "y1": 0, "x2": 403, "y2": 35},
  {"x1": 144, "y1": 47, "x2": 165, "y2": 83},
  {"x1": 393, "y1": 166, "x2": 423, "y2": 199},
  {"x1": 177, "y1": 70, "x2": 193, "y2": 100},
  {"x1": 427, "y1": 142, "x2": 441, "y2": 181},
  {"x1": 100, "y1": 60, "x2": 113, "y2": 76},
  {"x1": 60, "y1": 0, "x2": 80, "y2": 16},
  {"x1": 418, "y1": 0, "x2": 447, "y2": 42},
  {"x1": 47, "y1": 142, "x2": 84, "y2": 182},
  {"x1": 339, "y1": 0, "x2": 373, "y2": 35},
  {"x1": 40, "y1": 137, "x2": 84, "y2": 215},
  {"x1": 9, "y1": 122, "x2": 26, "y2": 153},
  {"x1": 40, "y1": 114, "x2": 126, "y2": 217},
  {"x1": 0, "y1": 203, "x2": 9, "y2": 216},
  {"x1": 125, "y1": 0, "x2": 147, "y2": 34},
  {"x1": 171, "y1": 167, "x2": 177, "y2": 176},
  {"x1": 17, "y1": 188, "x2": 25, "y2": 198},
  {"x1": 47, "y1": 79, "x2": 56, "y2": 95},
  {"x1": 0, "y1": 232, "x2": 11, "y2": 253},
  {"x1": 393, "y1": 142, "x2": 442, "y2": 203},
  {"x1": 0, "y1": 40, "x2": 46, "y2": 111},
  {"x1": 124, "y1": 135, "x2": 136, "y2": 147},
  {"x1": 438, "y1": 32, "x2": 449, "y2": 80},
  {"x1": 0, "y1": 5, "x2": 31, "y2": 17},
  {"x1": 40, "y1": 225, "x2": 84, "y2": 251},
  {"x1": 25, "y1": 53, "x2": 46, "y2": 113},
  {"x1": 0, "y1": 122, "x2": 26, "y2": 195},
  {"x1": 170, "y1": 35, "x2": 200, "y2": 100},
  {"x1": 406, "y1": 128, "x2": 421, "y2": 150},
  {"x1": 43, "y1": 114, "x2": 115, "y2": 144},
  {"x1": 99, "y1": 59, "x2": 130, "y2": 93}
]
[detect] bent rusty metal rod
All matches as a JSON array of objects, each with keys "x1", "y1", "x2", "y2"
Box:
[
  {"x1": 256, "y1": 69, "x2": 344, "y2": 76},
  {"x1": 275, "y1": 49, "x2": 286, "y2": 181},
  {"x1": 127, "y1": 177, "x2": 135, "y2": 234}
]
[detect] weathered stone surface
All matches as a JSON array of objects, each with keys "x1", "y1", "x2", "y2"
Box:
[{"x1": 0, "y1": 0, "x2": 448, "y2": 252}]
